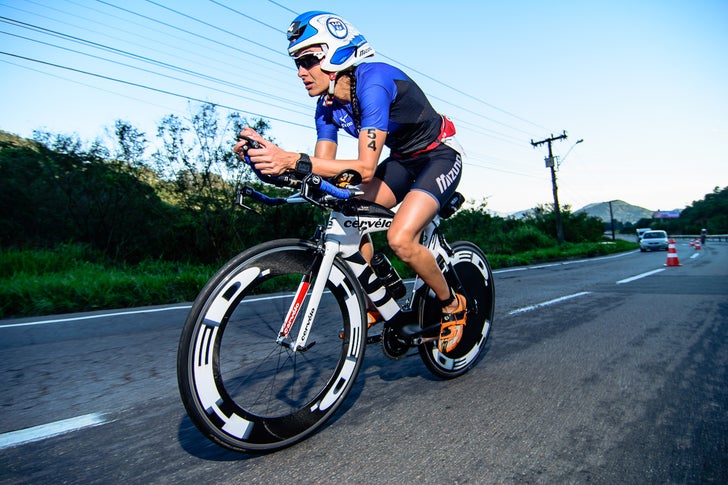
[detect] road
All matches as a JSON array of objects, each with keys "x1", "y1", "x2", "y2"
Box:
[{"x1": 1, "y1": 241, "x2": 727, "y2": 484}]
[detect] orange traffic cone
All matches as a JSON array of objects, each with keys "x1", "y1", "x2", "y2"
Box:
[
  {"x1": 689, "y1": 239, "x2": 695, "y2": 248},
  {"x1": 665, "y1": 239, "x2": 681, "y2": 267},
  {"x1": 695, "y1": 240, "x2": 702, "y2": 250}
]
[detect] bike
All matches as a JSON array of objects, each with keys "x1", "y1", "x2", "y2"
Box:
[{"x1": 177, "y1": 140, "x2": 495, "y2": 453}]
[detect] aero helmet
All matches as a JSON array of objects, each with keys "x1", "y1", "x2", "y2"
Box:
[{"x1": 287, "y1": 11, "x2": 374, "y2": 72}]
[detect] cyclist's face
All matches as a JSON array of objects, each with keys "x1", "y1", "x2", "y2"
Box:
[{"x1": 294, "y1": 46, "x2": 328, "y2": 97}]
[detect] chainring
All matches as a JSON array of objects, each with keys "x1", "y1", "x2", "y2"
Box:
[{"x1": 380, "y1": 324, "x2": 410, "y2": 359}]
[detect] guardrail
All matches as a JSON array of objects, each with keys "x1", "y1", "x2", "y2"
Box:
[
  {"x1": 605, "y1": 233, "x2": 728, "y2": 243},
  {"x1": 670, "y1": 234, "x2": 728, "y2": 243}
]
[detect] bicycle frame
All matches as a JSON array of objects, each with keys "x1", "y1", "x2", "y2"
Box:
[{"x1": 277, "y1": 196, "x2": 449, "y2": 352}]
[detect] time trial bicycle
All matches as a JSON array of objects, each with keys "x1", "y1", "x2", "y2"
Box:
[{"x1": 177, "y1": 139, "x2": 495, "y2": 453}]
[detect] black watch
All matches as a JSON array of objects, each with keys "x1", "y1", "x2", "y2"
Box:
[{"x1": 294, "y1": 153, "x2": 312, "y2": 178}]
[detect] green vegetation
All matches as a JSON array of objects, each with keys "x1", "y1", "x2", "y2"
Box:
[
  {"x1": 2, "y1": 103, "x2": 723, "y2": 318},
  {"x1": 0, "y1": 240, "x2": 637, "y2": 319},
  {"x1": 1, "y1": 244, "x2": 211, "y2": 317},
  {"x1": 630, "y1": 186, "x2": 728, "y2": 236}
]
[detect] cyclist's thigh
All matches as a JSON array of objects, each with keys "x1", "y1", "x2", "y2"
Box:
[
  {"x1": 361, "y1": 176, "x2": 398, "y2": 208},
  {"x1": 411, "y1": 144, "x2": 463, "y2": 209}
]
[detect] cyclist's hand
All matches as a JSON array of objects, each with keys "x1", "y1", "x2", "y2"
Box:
[
  {"x1": 234, "y1": 127, "x2": 265, "y2": 160},
  {"x1": 236, "y1": 128, "x2": 297, "y2": 176}
]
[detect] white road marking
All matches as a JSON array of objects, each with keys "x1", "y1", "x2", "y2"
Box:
[
  {"x1": 0, "y1": 293, "x2": 296, "y2": 329},
  {"x1": 494, "y1": 250, "x2": 636, "y2": 274},
  {"x1": 616, "y1": 268, "x2": 665, "y2": 284},
  {"x1": 0, "y1": 413, "x2": 107, "y2": 450},
  {"x1": 508, "y1": 291, "x2": 592, "y2": 316},
  {"x1": 0, "y1": 305, "x2": 192, "y2": 329}
]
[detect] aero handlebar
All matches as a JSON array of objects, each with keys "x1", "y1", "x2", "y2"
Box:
[{"x1": 237, "y1": 136, "x2": 355, "y2": 207}]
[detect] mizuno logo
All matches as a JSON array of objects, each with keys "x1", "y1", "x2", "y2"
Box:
[{"x1": 435, "y1": 156, "x2": 462, "y2": 194}]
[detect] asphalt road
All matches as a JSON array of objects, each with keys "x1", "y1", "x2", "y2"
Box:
[{"x1": 1, "y1": 241, "x2": 727, "y2": 484}]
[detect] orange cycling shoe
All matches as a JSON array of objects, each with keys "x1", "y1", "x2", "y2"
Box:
[
  {"x1": 339, "y1": 309, "x2": 384, "y2": 340},
  {"x1": 438, "y1": 293, "x2": 467, "y2": 353},
  {"x1": 367, "y1": 309, "x2": 383, "y2": 328}
]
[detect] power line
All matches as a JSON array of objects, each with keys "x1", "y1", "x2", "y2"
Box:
[
  {"x1": 0, "y1": 23, "x2": 314, "y2": 120},
  {"x1": 209, "y1": 0, "x2": 284, "y2": 34},
  {"x1": 2, "y1": 51, "x2": 546, "y2": 181},
  {"x1": 0, "y1": 56, "x2": 181, "y2": 117},
  {"x1": 39, "y1": 0, "x2": 293, "y2": 87},
  {"x1": 52, "y1": 0, "x2": 304, "y2": 97},
  {"x1": 266, "y1": 0, "x2": 298, "y2": 16},
  {"x1": 141, "y1": 0, "x2": 285, "y2": 58},
  {"x1": 378, "y1": 52, "x2": 553, "y2": 134},
  {"x1": 93, "y1": 0, "x2": 292, "y2": 70},
  {"x1": 0, "y1": 50, "x2": 313, "y2": 130},
  {"x1": 1, "y1": 2, "x2": 560, "y2": 176},
  {"x1": 230, "y1": 0, "x2": 549, "y2": 134},
  {"x1": 6, "y1": 2, "x2": 550, "y2": 141}
]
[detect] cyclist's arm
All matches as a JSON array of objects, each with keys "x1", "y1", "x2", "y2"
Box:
[
  {"x1": 314, "y1": 139, "x2": 336, "y2": 159},
  {"x1": 309, "y1": 128, "x2": 386, "y2": 182},
  {"x1": 238, "y1": 127, "x2": 387, "y2": 183}
]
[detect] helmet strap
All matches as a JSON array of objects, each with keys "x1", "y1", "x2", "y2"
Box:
[{"x1": 324, "y1": 72, "x2": 337, "y2": 106}]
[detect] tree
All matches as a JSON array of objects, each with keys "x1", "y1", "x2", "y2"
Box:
[
  {"x1": 149, "y1": 102, "x2": 295, "y2": 262},
  {"x1": 0, "y1": 131, "x2": 175, "y2": 261},
  {"x1": 113, "y1": 120, "x2": 148, "y2": 170},
  {"x1": 525, "y1": 204, "x2": 603, "y2": 243},
  {"x1": 679, "y1": 186, "x2": 728, "y2": 234}
]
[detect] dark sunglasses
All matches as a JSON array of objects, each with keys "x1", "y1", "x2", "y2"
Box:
[{"x1": 293, "y1": 51, "x2": 325, "y2": 70}]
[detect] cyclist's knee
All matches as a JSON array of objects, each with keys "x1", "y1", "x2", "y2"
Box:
[{"x1": 387, "y1": 232, "x2": 418, "y2": 263}]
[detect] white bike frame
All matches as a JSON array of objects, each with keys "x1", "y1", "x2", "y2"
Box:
[{"x1": 277, "y1": 199, "x2": 448, "y2": 352}]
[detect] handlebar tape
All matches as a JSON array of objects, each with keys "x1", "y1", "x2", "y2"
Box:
[
  {"x1": 240, "y1": 186, "x2": 286, "y2": 206},
  {"x1": 314, "y1": 178, "x2": 352, "y2": 199}
]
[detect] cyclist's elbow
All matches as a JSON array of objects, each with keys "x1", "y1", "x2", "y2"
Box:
[{"x1": 358, "y1": 165, "x2": 376, "y2": 183}]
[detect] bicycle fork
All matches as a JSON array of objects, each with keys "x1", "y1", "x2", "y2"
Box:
[
  {"x1": 276, "y1": 240, "x2": 405, "y2": 352},
  {"x1": 276, "y1": 241, "x2": 339, "y2": 352}
]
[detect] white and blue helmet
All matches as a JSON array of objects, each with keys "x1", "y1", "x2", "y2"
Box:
[{"x1": 286, "y1": 11, "x2": 374, "y2": 72}]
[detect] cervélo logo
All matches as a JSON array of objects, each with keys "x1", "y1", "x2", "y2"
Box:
[{"x1": 344, "y1": 217, "x2": 391, "y2": 232}]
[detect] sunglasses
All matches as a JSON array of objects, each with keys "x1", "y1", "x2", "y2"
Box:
[{"x1": 293, "y1": 51, "x2": 325, "y2": 70}]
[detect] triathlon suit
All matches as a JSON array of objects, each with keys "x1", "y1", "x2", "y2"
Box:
[{"x1": 314, "y1": 62, "x2": 463, "y2": 209}]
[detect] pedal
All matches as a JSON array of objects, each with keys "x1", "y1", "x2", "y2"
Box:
[
  {"x1": 396, "y1": 322, "x2": 440, "y2": 339},
  {"x1": 396, "y1": 323, "x2": 425, "y2": 339}
]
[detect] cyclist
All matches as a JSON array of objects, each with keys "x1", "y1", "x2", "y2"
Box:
[{"x1": 235, "y1": 11, "x2": 467, "y2": 352}]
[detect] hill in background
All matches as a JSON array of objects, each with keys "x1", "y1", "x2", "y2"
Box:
[
  {"x1": 506, "y1": 200, "x2": 655, "y2": 223},
  {"x1": 575, "y1": 200, "x2": 654, "y2": 223}
]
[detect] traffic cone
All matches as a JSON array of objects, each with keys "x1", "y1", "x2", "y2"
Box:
[
  {"x1": 695, "y1": 240, "x2": 702, "y2": 250},
  {"x1": 665, "y1": 239, "x2": 681, "y2": 266},
  {"x1": 689, "y1": 239, "x2": 695, "y2": 248}
]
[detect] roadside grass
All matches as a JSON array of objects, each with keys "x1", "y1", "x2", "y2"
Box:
[
  {"x1": 1, "y1": 245, "x2": 214, "y2": 319},
  {"x1": 1, "y1": 240, "x2": 637, "y2": 319}
]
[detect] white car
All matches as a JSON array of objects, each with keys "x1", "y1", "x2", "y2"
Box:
[{"x1": 639, "y1": 230, "x2": 669, "y2": 251}]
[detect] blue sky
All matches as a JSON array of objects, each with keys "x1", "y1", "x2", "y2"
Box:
[{"x1": 1, "y1": 0, "x2": 726, "y2": 214}]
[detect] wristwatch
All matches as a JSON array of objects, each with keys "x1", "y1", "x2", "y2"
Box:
[{"x1": 294, "y1": 153, "x2": 313, "y2": 178}]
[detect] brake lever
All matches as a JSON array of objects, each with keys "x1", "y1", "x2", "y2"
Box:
[
  {"x1": 235, "y1": 186, "x2": 261, "y2": 214},
  {"x1": 237, "y1": 135, "x2": 262, "y2": 151}
]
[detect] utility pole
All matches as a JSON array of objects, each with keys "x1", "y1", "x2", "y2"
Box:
[
  {"x1": 609, "y1": 200, "x2": 616, "y2": 240},
  {"x1": 531, "y1": 131, "x2": 568, "y2": 243}
]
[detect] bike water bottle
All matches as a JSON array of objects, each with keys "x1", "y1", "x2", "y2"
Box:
[{"x1": 371, "y1": 253, "x2": 406, "y2": 299}]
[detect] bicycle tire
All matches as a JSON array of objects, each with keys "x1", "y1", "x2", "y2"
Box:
[
  {"x1": 177, "y1": 239, "x2": 367, "y2": 453},
  {"x1": 417, "y1": 241, "x2": 495, "y2": 379}
]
